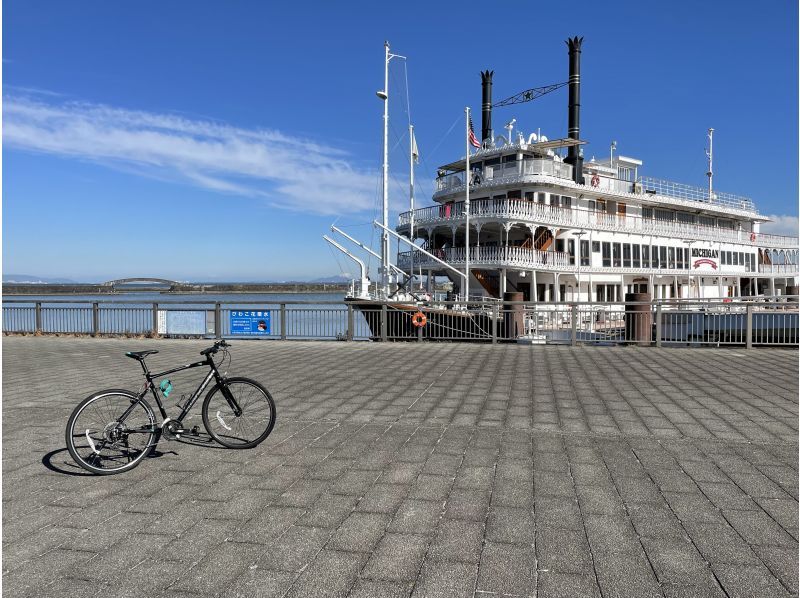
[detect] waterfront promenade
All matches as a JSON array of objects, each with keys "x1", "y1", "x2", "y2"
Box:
[{"x1": 2, "y1": 337, "x2": 798, "y2": 597}]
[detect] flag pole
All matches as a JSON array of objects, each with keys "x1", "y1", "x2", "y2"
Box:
[
  {"x1": 409, "y1": 123, "x2": 415, "y2": 290},
  {"x1": 464, "y1": 107, "x2": 471, "y2": 303}
]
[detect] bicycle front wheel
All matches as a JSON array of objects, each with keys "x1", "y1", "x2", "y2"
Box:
[
  {"x1": 201, "y1": 377, "x2": 276, "y2": 449},
  {"x1": 65, "y1": 389, "x2": 157, "y2": 475}
]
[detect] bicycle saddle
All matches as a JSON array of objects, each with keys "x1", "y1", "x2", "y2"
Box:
[{"x1": 125, "y1": 350, "x2": 159, "y2": 361}]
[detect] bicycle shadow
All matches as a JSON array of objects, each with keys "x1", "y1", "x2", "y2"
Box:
[{"x1": 42, "y1": 446, "x2": 180, "y2": 476}]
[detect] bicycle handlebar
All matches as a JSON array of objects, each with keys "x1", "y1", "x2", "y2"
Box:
[{"x1": 200, "y1": 340, "x2": 230, "y2": 356}]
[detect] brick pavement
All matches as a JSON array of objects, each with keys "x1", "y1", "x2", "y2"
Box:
[{"x1": 2, "y1": 336, "x2": 798, "y2": 597}]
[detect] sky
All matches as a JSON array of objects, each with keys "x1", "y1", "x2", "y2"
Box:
[{"x1": 3, "y1": 1, "x2": 798, "y2": 282}]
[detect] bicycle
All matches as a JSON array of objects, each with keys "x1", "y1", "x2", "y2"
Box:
[{"x1": 65, "y1": 340, "x2": 276, "y2": 475}]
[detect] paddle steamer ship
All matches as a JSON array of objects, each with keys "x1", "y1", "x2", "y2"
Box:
[{"x1": 396, "y1": 37, "x2": 798, "y2": 306}]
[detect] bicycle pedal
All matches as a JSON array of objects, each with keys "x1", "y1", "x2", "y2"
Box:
[{"x1": 191, "y1": 426, "x2": 200, "y2": 436}]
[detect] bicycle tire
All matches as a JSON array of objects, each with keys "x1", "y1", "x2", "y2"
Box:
[
  {"x1": 65, "y1": 389, "x2": 157, "y2": 475},
  {"x1": 201, "y1": 377, "x2": 276, "y2": 449}
]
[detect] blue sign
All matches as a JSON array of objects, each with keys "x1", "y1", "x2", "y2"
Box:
[{"x1": 230, "y1": 310, "x2": 271, "y2": 335}]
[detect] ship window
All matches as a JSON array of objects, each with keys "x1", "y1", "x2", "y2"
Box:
[
  {"x1": 597, "y1": 199, "x2": 606, "y2": 213},
  {"x1": 738, "y1": 252, "x2": 744, "y2": 265},
  {"x1": 642, "y1": 245, "x2": 650, "y2": 268},
  {"x1": 677, "y1": 247, "x2": 684, "y2": 269},
  {"x1": 537, "y1": 192, "x2": 546, "y2": 204},
  {"x1": 655, "y1": 209, "x2": 674, "y2": 221},
  {"x1": 550, "y1": 195, "x2": 560, "y2": 207},
  {"x1": 677, "y1": 212, "x2": 695, "y2": 224},
  {"x1": 555, "y1": 239, "x2": 564, "y2": 253},
  {"x1": 502, "y1": 154, "x2": 517, "y2": 163},
  {"x1": 659, "y1": 246, "x2": 667, "y2": 269},
  {"x1": 525, "y1": 191, "x2": 535, "y2": 201},
  {"x1": 733, "y1": 252, "x2": 739, "y2": 266},
  {"x1": 613, "y1": 243, "x2": 621, "y2": 267},
  {"x1": 726, "y1": 251, "x2": 732, "y2": 264},
  {"x1": 602, "y1": 242, "x2": 611, "y2": 267},
  {"x1": 568, "y1": 239, "x2": 575, "y2": 265},
  {"x1": 484, "y1": 158, "x2": 501, "y2": 166},
  {"x1": 493, "y1": 194, "x2": 506, "y2": 200},
  {"x1": 632, "y1": 245, "x2": 641, "y2": 268},
  {"x1": 588, "y1": 200, "x2": 595, "y2": 212},
  {"x1": 718, "y1": 219, "x2": 734, "y2": 230},
  {"x1": 684, "y1": 248, "x2": 690, "y2": 269},
  {"x1": 561, "y1": 196, "x2": 572, "y2": 209},
  {"x1": 508, "y1": 189, "x2": 521, "y2": 199},
  {"x1": 721, "y1": 252, "x2": 727, "y2": 265},
  {"x1": 592, "y1": 241, "x2": 600, "y2": 252},
  {"x1": 581, "y1": 240, "x2": 590, "y2": 266},
  {"x1": 623, "y1": 244, "x2": 631, "y2": 268},
  {"x1": 642, "y1": 207, "x2": 654, "y2": 219},
  {"x1": 596, "y1": 285, "x2": 605, "y2": 301},
  {"x1": 699, "y1": 215, "x2": 715, "y2": 227},
  {"x1": 668, "y1": 247, "x2": 675, "y2": 269}
]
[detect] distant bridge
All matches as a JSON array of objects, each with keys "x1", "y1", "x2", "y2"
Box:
[
  {"x1": 102, "y1": 278, "x2": 183, "y2": 287},
  {"x1": 101, "y1": 278, "x2": 202, "y2": 291}
]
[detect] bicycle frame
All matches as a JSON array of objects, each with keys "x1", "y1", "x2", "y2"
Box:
[{"x1": 120, "y1": 353, "x2": 240, "y2": 429}]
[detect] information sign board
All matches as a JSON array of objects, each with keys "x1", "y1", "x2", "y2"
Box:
[{"x1": 230, "y1": 310, "x2": 271, "y2": 335}]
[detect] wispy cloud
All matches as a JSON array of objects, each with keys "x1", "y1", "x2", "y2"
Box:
[
  {"x1": 3, "y1": 94, "x2": 380, "y2": 215},
  {"x1": 761, "y1": 214, "x2": 799, "y2": 237}
]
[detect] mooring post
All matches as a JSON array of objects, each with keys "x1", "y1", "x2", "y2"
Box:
[
  {"x1": 571, "y1": 304, "x2": 578, "y2": 346},
  {"x1": 92, "y1": 302, "x2": 100, "y2": 337},
  {"x1": 214, "y1": 303, "x2": 221, "y2": 339},
  {"x1": 347, "y1": 304, "x2": 354, "y2": 341},
  {"x1": 655, "y1": 303, "x2": 662, "y2": 348},
  {"x1": 746, "y1": 304, "x2": 753, "y2": 349},
  {"x1": 280, "y1": 304, "x2": 287, "y2": 340},
  {"x1": 381, "y1": 304, "x2": 388, "y2": 341},
  {"x1": 152, "y1": 303, "x2": 159, "y2": 336},
  {"x1": 34, "y1": 302, "x2": 42, "y2": 333}
]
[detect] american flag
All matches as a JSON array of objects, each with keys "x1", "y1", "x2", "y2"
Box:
[{"x1": 468, "y1": 116, "x2": 481, "y2": 148}]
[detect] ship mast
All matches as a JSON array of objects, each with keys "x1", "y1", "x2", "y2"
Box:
[{"x1": 377, "y1": 42, "x2": 405, "y2": 299}]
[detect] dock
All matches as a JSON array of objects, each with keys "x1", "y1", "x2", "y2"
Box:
[{"x1": 3, "y1": 337, "x2": 798, "y2": 597}]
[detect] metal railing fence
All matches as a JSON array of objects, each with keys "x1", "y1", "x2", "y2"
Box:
[{"x1": 2, "y1": 297, "x2": 797, "y2": 348}]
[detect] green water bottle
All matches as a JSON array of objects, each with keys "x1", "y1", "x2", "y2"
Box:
[{"x1": 160, "y1": 379, "x2": 173, "y2": 398}]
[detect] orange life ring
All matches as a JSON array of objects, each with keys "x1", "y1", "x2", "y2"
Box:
[
  {"x1": 750, "y1": 232, "x2": 756, "y2": 242},
  {"x1": 590, "y1": 174, "x2": 600, "y2": 187},
  {"x1": 411, "y1": 311, "x2": 427, "y2": 328}
]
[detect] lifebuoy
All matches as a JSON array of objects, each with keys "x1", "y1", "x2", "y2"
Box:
[
  {"x1": 750, "y1": 232, "x2": 756, "y2": 242},
  {"x1": 411, "y1": 311, "x2": 427, "y2": 328},
  {"x1": 590, "y1": 174, "x2": 600, "y2": 187}
]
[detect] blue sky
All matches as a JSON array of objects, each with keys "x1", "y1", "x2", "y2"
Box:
[{"x1": 3, "y1": 1, "x2": 798, "y2": 282}]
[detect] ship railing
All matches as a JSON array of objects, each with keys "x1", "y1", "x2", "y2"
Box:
[
  {"x1": 639, "y1": 176, "x2": 756, "y2": 212},
  {"x1": 398, "y1": 199, "x2": 799, "y2": 248},
  {"x1": 758, "y1": 264, "x2": 799, "y2": 274},
  {"x1": 435, "y1": 158, "x2": 574, "y2": 193},
  {"x1": 397, "y1": 246, "x2": 573, "y2": 271},
  {"x1": 4, "y1": 296, "x2": 796, "y2": 346}
]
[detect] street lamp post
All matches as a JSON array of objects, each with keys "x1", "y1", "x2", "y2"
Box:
[{"x1": 683, "y1": 239, "x2": 696, "y2": 299}]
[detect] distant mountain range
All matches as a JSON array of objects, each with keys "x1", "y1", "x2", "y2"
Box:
[
  {"x1": 3, "y1": 274, "x2": 78, "y2": 284},
  {"x1": 3, "y1": 274, "x2": 351, "y2": 284}
]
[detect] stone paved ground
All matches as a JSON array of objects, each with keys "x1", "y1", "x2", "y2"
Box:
[{"x1": 2, "y1": 336, "x2": 798, "y2": 598}]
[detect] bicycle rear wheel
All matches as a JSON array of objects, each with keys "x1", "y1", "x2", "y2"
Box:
[
  {"x1": 65, "y1": 390, "x2": 157, "y2": 475},
  {"x1": 201, "y1": 377, "x2": 276, "y2": 449}
]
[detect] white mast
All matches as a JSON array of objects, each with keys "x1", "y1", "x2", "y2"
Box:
[
  {"x1": 464, "y1": 107, "x2": 471, "y2": 302},
  {"x1": 379, "y1": 42, "x2": 390, "y2": 298},
  {"x1": 706, "y1": 128, "x2": 714, "y2": 199},
  {"x1": 376, "y1": 42, "x2": 405, "y2": 299},
  {"x1": 409, "y1": 123, "x2": 415, "y2": 288}
]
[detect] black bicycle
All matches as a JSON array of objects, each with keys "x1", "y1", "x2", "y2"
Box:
[{"x1": 65, "y1": 340, "x2": 276, "y2": 475}]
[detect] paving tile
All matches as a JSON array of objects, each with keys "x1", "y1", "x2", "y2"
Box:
[
  {"x1": 361, "y1": 533, "x2": 429, "y2": 582},
  {"x1": 284, "y1": 549, "x2": 368, "y2": 598},
  {"x1": 411, "y1": 560, "x2": 475, "y2": 598},
  {"x1": 327, "y1": 512, "x2": 390, "y2": 553},
  {"x1": 476, "y1": 541, "x2": 536, "y2": 595},
  {"x1": 537, "y1": 528, "x2": 592, "y2": 573},
  {"x1": 537, "y1": 571, "x2": 601, "y2": 598},
  {"x1": 426, "y1": 519, "x2": 484, "y2": 563},
  {"x1": 713, "y1": 562, "x2": 794, "y2": 598}
]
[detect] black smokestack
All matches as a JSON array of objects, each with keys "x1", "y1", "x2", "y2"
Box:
[
  {"x1": 564, "y1": 36, "x2": 584, "y2": 184},
  {"x1": 481, "y1": 70, "x2": 493, "y2": 145}
]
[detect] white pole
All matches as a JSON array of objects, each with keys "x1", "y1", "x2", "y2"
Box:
[
  {"x1": 465, "y1": 107, "x2": 471, "y2": 301},
  {"x1": 707, "y1": 128, "x2": 714, "y2": 199},
  {"x1": 381, "y1": 41, "x2": 390, "y2": 299},
  {"x1": 409, "y1": 123, "x2": 415, "y2": 287}
]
